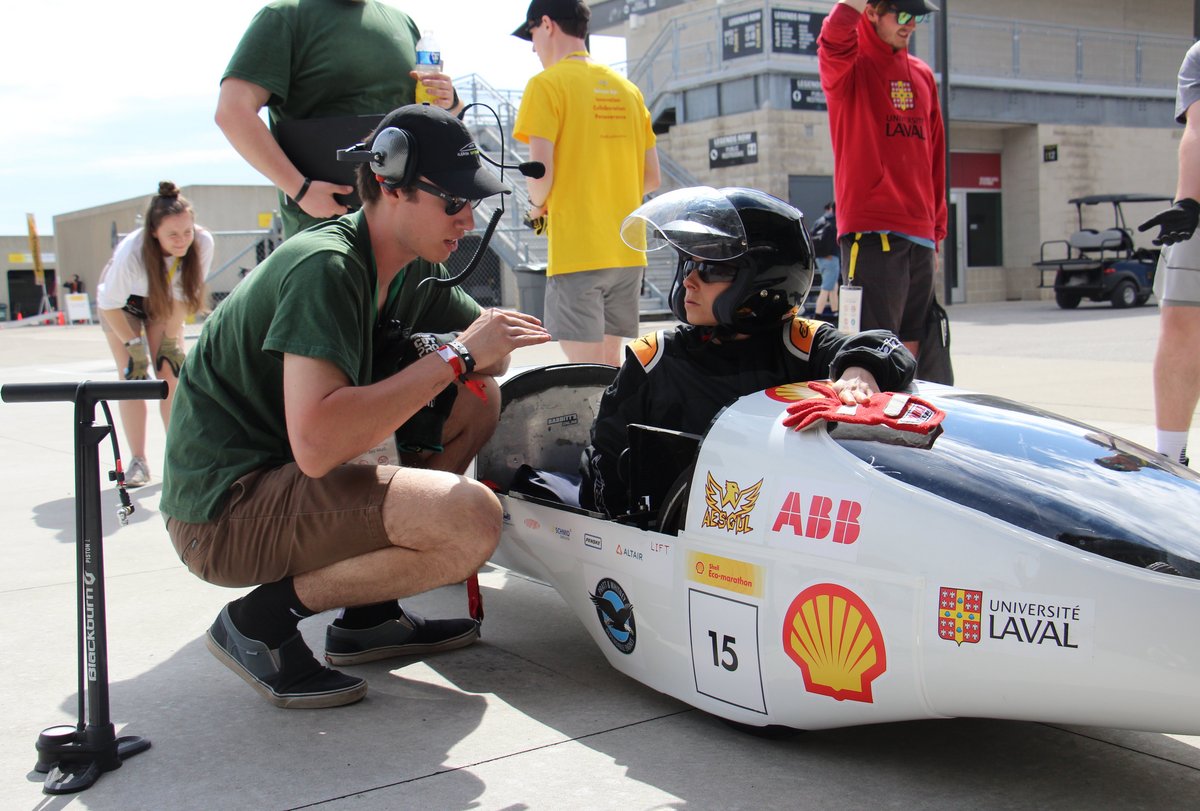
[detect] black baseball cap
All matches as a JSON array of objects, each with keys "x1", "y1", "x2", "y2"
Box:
[
  {"x1": 872, "y1": 0, "x2": 940, "y2": 11},
  {"x1": 373, "y1": 105, "x2": 509, "y2": 199},
  {"x1": 512, "y1": 0, "x2": 591, "y2": 40}
]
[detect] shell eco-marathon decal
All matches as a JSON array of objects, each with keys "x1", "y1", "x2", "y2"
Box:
[
  {"x1": 687, "y1": 550, "x2": 764, "y2": 598},
  {"x1": 782, "y1": 583, "x2": 886, "y2": 703},
  {"x1": 688, "y1": 588, "x2": 767, "y2": 713},
  {"x1": 936, "y1": 586, "x2": 1095, "y2": 655},
  {"x1": 590, "y1": 578, "x2": 636, "y2": 654}
]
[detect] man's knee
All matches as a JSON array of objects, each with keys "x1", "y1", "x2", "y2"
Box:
[{"x1": 453, "y1": 478, "x2": 503, "y2": 566}]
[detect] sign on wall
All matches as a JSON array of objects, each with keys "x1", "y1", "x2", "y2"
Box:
[
  {"x1": 771, "y1": 9, "x2": 827, "y2": 56},
  {"x1": 950, "y1": 152, "x2": 1003, "y2": 190},
  {"x1": 790, "y1": 77, "x2": 827, "y2": 111},
  {"x1": 710, "y1": 132, "x2": 759, "y2": 169},
  {"x1": 723, "y1": 10, "x2": 764, "y2": 60}
]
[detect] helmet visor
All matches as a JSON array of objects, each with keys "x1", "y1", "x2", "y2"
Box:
[{"x1": 620, "y1": 187, "x2": 748, "y2": 261}]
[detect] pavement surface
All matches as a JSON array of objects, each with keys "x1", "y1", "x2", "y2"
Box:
[{"x1": 1, "y1": 300, "x2": 1198, "y2": 810}]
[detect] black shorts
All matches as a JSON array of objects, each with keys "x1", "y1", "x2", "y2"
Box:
[{"x1": 840, "y1": 233, "x2": 935, "y2": 342}]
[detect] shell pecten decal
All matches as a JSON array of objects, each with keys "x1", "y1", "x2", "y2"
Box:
[
  {"x1": 765, "y1": 382, "x2": 814, "y2": 403},
  {"x1": 782, "y1": 583, "x2": 886, "y2": 703}
]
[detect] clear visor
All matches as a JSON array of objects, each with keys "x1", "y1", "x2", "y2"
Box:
[{"x1": 619, "y1": 187, "x2": 748, "y2": 261}]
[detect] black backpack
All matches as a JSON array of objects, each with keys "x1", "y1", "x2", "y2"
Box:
[{"x1": 812, "y1": 212, "x2": 838, "y2": 257}]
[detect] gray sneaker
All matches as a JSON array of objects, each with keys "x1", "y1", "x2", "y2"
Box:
[
  {"x1": 125, "y1": 456, "x2": 150, "y2": 487},
  {"x1": 206, "y1": 605, "x2": 367, "y2": 709},
  {"x1": 325, "y1": 608, "x2": 480, "y2": 666}
]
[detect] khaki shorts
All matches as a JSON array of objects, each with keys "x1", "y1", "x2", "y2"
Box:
[
  {"x1": 544, "y1": 267, "x2": 642, "y2": 342},
  {"x1": 1154, "y1": 237, "x2": 1200, "y2": 306},
  {"x1": 165, "y1": 463, "x2": 400, "y2": 588}
]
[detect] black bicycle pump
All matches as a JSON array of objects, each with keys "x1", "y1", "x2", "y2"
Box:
[{"x1": 1, "y1": 379, "x2": 166, "y2": 795}]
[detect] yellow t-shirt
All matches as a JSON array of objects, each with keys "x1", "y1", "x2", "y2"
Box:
[{"x1": 515, "y1": 59, "x2": 656, "y2": 276}]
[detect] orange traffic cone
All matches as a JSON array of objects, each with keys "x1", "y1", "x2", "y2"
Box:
[
  {"x1": 57, "y1": 311, "x2": 65, "y2": 326},
  {"x1": 16, "y1": 312, "x2": 22, "y2": 320}
]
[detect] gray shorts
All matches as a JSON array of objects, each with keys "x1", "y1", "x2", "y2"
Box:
[
  {"x1": 1154, "y1": 237, "x2": 1200, "y2": 306},
  {"x1": 544, "y1": 267, "x2": 642, "y2": 342}
]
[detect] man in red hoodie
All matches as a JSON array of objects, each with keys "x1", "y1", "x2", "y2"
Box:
[{"x1": 818, "y1": 0, "x2": 946, "y2": 357}]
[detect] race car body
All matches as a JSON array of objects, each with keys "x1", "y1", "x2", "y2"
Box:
[{"x1": 476, "y1": 364, "x2": 1200, "y2": 733}]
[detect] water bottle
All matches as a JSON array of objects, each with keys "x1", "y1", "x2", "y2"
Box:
[{"x1": 413, "y1": 32, "x2": 442, "y2": 106}]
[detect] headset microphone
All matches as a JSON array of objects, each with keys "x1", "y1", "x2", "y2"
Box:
[{"x1": 478, "y1": 152, "x2": 545, "y2": 179}]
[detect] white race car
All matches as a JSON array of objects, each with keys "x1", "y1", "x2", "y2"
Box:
[{"x1": 477, "y1": 363, "x2": 1200, "y2": 734}]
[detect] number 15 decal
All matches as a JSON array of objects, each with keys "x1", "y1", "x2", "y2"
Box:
[
  {"x1": 689, "y1": 589, "x2": 766, "y2": 714},
  {"x1": 708, "y1": 631, "x2": 739, "y2": 671}
]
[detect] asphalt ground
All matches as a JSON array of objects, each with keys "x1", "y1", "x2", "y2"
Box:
[{"x1": 1, "y1": 299, "x2": 1197, "y2": 810}]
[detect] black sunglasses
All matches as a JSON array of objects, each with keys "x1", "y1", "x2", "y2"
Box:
[
  {"x1": 680, "y1": 257, "x2": 739, "y2": 284},
  {"x1": 414, "y1": 180, "x2": 481, "y2": 215}
]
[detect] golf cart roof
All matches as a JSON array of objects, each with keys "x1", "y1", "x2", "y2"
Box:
[{"x1": 1067, "y1": 193, "x2": 1173, "y2": 206}]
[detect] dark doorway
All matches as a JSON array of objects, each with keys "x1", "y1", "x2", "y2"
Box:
[
  {"x1": 787, "y1": 175, "x2": 835, "y2": 229},
  {"x1": 7, "y1": 269, "x2": 57, "y2": 319}
]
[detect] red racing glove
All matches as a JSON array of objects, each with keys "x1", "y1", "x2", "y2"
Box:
[{"x1": 782, "y1": 381, "x2": 946, "y2": 434}]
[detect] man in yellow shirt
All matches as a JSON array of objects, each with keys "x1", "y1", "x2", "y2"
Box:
[{"x1": 513, "y1": 0, "x2": 661, "y2": 366}]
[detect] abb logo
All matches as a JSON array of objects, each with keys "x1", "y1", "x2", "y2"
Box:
[{"x1": 771, "y1": 492, "x2": 862, "y2": 545}]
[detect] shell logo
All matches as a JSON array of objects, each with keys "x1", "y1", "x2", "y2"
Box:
[
  {"x1": 781, "y1": 583, "x2": 886, "y2": 703},
  {"x1": 765, "y1": 382, "x2": 813, "y2": 403}
]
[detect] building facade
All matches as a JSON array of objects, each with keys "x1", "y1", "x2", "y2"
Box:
[{"x1": 592, "y1": 0, "x2": 1192, "y2": 302}]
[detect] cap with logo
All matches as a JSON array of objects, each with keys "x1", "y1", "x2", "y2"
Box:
[
  {"x1": 369, "y1": 105, "x2": 509, "y2": 200},
  {"x1": 872, "y1": 0, "x2": 940, "y2": 12},
  {"x1": 512, "y1": 0, "x2": 591, "y2": 40}
]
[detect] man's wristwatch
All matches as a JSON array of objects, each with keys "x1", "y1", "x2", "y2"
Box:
[
  {"x1": 447, "y1": 340, "x2": 476, "y2": 373},
  {"x1": 124, "y1": 336, "x2": 144, "y2": 348}
]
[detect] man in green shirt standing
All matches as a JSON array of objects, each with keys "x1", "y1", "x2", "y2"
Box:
[
  {"x1": 162, "y1": 105, "x2": 550, "y2": 709},
  {"x1": 216, "y1": 0, "x2": 463, "y2": 237}
]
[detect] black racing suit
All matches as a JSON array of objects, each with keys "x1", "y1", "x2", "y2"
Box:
[{"x1": 580, "y1": 315, "x2": 916, "y2": 516}]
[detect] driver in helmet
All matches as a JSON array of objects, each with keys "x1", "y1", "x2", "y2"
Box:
[{"x1": 581, "y1": 186, "x2": 917, "y2": 517}]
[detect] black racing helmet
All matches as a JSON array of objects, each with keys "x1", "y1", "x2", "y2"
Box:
[{"x1": 621, "y1": 186, "x2": 815, "y2": 333}]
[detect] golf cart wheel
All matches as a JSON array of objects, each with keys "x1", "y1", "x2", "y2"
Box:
[
  {"x1": 1055, "y1": 290, "x2": 1082, "y2": 309},
  {"x1": 1111, "y1": 280, "x2": 1137, "y2": 309}
]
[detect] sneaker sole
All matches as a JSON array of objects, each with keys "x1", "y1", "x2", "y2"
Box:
[
  {"x1": 324, "y1": 624, "x2": 480, "y2": 666},
  {"x1": 205, "y1": 631, "x2": 368, "y2": 709}
]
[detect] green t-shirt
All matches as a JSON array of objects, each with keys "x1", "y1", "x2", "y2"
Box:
[
  {"x1": 160, "y1": 210, "x2": 480, "y2": 524},
  {"x1": 223, "y1": 0, "x2": 422, "y2": 236}
]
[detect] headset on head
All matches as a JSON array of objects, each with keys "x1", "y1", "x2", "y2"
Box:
[
  {"x1": 337, "y1": 101, "x2": 543, "y2": 290},
  {"x1": 337, "y1": 126, "x2": 418, "y2": 189}
]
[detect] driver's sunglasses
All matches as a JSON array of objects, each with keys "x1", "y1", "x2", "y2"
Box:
[
  {"x1": 413, "y1": 180, "x2": 481, "y2": 215},
  {"x1": 680, "y1": 257, "x2": 739, "y2": 284},
  {"x1": 888, "y1": 7, "x2": 929, "y2": 24}
]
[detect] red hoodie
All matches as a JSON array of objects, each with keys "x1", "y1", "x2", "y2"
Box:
[{"x1": 818, "y1": 4, "x2": 947, "y2": 243}]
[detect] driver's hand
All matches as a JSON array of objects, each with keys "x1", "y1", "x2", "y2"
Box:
[
  {"x1": 1138, "y1": 198, "x2": 1200, "y2": 246},
  {"x1": 297, "y1": 180, "x2": 354, "y2": 220},
  {"x1": 458, "y1": 308, "x2": 552, "y2": 371},
  {"x1": 830, "y1": 366, "x2": 879, "y2": 404}
]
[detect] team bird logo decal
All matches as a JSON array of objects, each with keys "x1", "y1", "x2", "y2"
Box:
[{"x1": 702, "y1": 473, "x2": 763, "y2": 535}]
